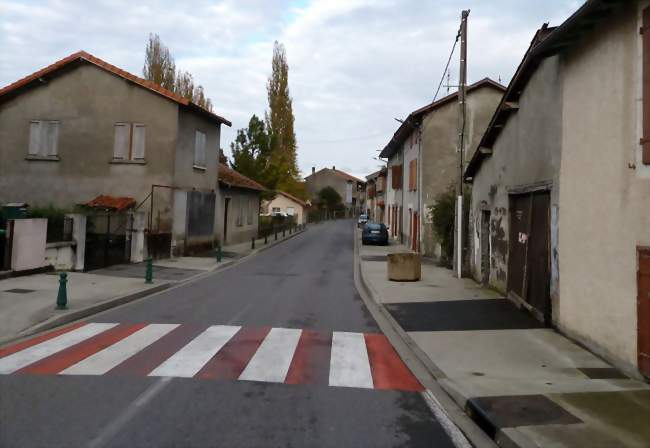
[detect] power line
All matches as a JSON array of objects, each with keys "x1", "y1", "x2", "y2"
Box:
[
  {"x1": 299, "y1": 131, "x2": 389, "y2": 144},
  {"x1": 433, "y1": 28, "x2": 461, "y2": 102}
]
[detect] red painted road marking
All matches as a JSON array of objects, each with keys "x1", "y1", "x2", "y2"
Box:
[
  {"x1": 195, "y1": 327, "x2": 270, "y2": 380},
  {"x1": 0, "y1": 322, "x2": 87, "y2": 358},
  {"x1": 285, "y1": 329, "x2": 332, "y2": 385},
  {"x1": 364, "y1": 333, "x2": 423, "y2": 392},
  {"x1": 107, "y1": 324, "x2": 208, "y2": 376},
  {"x1": 18, "y1": 323, "x2": 147, "y2": 375}
]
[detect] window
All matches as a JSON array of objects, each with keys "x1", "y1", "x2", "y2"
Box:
[
  {"x1": 113, "y1": 123, "x2": 145, "y2": 161},
  {"x1": 287, "y1": 207, "x2": 295, "y2": 216},
  {"x1": 408, "y1": 159, "x2": 418, "y2": 191},
  {"x1": 247, "y1": 198, "x2": 254, "y2": 225},
  {"x1": 272, "y1": 207, "x2": 281, "y2": 214},
  {"x1": 194, "y1": 130, "x2": 207, "y2": 169},
  {"x1": 236, "y1": 197, "x2": 243, "y2": 227},
  {"x1": 28, "y1": 120, "x2": 60, "y2": 158}
]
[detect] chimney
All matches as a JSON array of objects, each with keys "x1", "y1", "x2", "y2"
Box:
[
  {"x1": 312, "y1": 166, "x2": 315, "y2": 174},
  {"x1": 332, "y1": 166, "x2": 336, "y2": 170}
]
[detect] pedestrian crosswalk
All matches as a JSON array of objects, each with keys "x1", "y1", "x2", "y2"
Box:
[{"x1": 0, "y1": 322, "x2": 423, "y2": 391}]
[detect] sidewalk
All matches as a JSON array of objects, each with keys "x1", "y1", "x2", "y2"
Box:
[
  {"x1": 358, "y1": 239, "x2": 650, "y2": 448},
  {"x1": 0, "y1": 225, "x2": 307, "y2": 344}
]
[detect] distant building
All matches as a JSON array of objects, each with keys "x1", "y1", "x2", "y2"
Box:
[
  {"x1": 0, "y1": 50, "x2": 231, "y2": 263},
  {"x1": 262, "y1": 191, "x2": 309, "y2": 225},
  {"x1": 365, "y1": 168, "x2": 386, "y2": 223},
  {"x1": 218, "y1": 163, "x2": 264, "y2": 245},
  {"x1": 304, "y1": 166, "x2": 365, "y2": 215},
  {"x1": 380, "y1": 78, "x2": 504, "y2": 254},
  {"x1": 465, "y1": 1, "x2": 650, "y2": 378}
]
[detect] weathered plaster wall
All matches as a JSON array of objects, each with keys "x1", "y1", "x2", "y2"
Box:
[
  {"x1": 0, "y1": 63, "x2": 178, "y2": 214},
  {"x1": 469, "y1": 57, "x2": 563, "y2": 295},
  {"x1": 305, "y1": 169, "x2": 363, "y2": 210},
  {"x1": 401, "y1": 131, "x2": 419, "y2": 246},
  {"x1": 557, "y1": 3, "x2": 650, "y2": 375},
  {"x1": 263, "y1": 194, "x2": 306, "y2": 224},
  {"x1": 219, "y1": 187, "x2": 260, "y2": 245},
  {"x1": 421, "y1": 87, "x2": 503, "y2": 257},
  {"x1": 386, "y1": 152, "x2": 403, "y2": 239}
]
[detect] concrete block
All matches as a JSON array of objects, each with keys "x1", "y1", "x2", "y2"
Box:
[{"x1": 387, "y1": 252, "x2": 421, "y2": 281}]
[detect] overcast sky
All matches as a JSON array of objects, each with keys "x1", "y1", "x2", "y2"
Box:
[{"x1": 0, "y1": 0, "x2": 581, "y2": 179}]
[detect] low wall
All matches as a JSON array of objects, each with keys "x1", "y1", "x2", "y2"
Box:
[{"x1": 45, "y1": 241, "x2": 77, "y2": 270}]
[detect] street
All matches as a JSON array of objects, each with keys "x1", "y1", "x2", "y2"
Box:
[{"x1": 0, "y1": 220, "x2": 458, "y2": 448}]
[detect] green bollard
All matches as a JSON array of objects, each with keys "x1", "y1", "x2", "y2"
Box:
[
  {"x1": 252, "y1": 237, "x2": 255, "y2": 250},
  {"x1": 264, "y1": 234, "x2": 268, "y2": 245},
  {"x1": 145, "y1": 257, "x2": 153, "y2": 284},
  {"x1": 56, "y1": 272, "x2": 68, "y2": 310},
  {"x1": 275, "y1": 231, "x2": 278, "y2": 241},
  {"x1": 216, "y1": 244, "x2": 222, "y2": 262}
]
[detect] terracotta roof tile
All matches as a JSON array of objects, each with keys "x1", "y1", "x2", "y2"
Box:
[
  {"x1": 218, "y1": 163, "x2": 266, "y2": 191},
  {"x1": 83, "y1": 195, "x2": 136, "y2": 211},
  {"x1": 0, "y1": 50, "x2": 231, "y2": 126}
]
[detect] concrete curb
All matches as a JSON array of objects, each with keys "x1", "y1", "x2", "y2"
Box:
[
  {"x1": 352, "y1": 230, "x2": 497, "y2": 448},
  {"x1": 0, "y1": 228, "x2": 307, "y2": 348}
]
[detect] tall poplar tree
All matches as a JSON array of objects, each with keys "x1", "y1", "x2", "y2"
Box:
[{"x1": 266, "y1": 41, "x2": 300, "y2": 195}]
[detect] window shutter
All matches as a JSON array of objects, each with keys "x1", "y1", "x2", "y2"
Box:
[
  {"x1": 641, "y1": 7, "x2": 650, "y2": 165},
  {"x1": 46, "y1": 121, "x2": 60, "y2": 156},
  {"x1": 195, "y1": 131, "x2": 206, "y2": 167},
  {"x1": 28, "y1": 121, "x2": 42, "y2": 155},
  {"x1": 132, "y1": 124, "x2": 146, "y2": 160},
  {"x1": 113, "y1": 123, "x2": 129, "y2": 159}
]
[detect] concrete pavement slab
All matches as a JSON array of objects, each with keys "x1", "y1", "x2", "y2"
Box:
[
  {"x1": 0, "y1": 272, "x2": 169, "y2": 341},
  {"x1": 91, "y1": 262, "x2": 203, "y2": 281}
]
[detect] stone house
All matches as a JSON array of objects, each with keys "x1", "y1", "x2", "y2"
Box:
[
  {"x1": 0, "y1": 51, "x2": 231, "y2": 262},
  {"x1": 380, "y1": 79, "x2": 504, "y2": 254},
  {"x1": 464, "y1": 0, "x2": 650, "y2": 378},
  {"x1": 262, "y1": 191, "x2": 308, "y2": 225},
  {"x1": 304, "y1": 166, "x2": 366, "y2": 215},
  {"x1": 218, "y1": 163, "x2": 264, "y2": 245}
]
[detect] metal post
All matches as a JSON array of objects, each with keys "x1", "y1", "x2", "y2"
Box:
[
  {"x1": 145, "y1": 257, "x2": 153, "y2": 284},
  {"x1": 264, "y1": 234, "x2": 268, "y2": 245},
  {"x1": 251, "y1": 237, "x2": 255, "y2": 250},
  {"x1": 275, "y1": 230, "x2": 278, "y2": 241},
  {"x1": 455, "y1": 9, "x2": 469, "y2": 279},
  {"x1": 56, "y1": 272, "x2": 68, "y2": 309},
  {"x1": 283, "y1": 228, "x2": 286, "y2": 237},
  {"x1": 216, "y1": 243, "x2": 222, "y2": 262}
]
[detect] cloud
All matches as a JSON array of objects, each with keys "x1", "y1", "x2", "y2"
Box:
[{"x1": 0, "y1": 0, "x2": 578, "y2": 179}]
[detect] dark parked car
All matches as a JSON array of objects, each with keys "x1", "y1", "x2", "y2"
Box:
[{"x1": 361, "y1": 222, "x2": 389, "y2": 245}]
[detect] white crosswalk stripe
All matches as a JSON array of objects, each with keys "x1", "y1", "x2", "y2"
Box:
[
  {"x1": 239, "y1": 328, "x2": 302, "y2": 383},
  {"x1": 0, "y1": 323, "x2": 118, "y2": 374},
  {"x1": 60, "y1": 324, "x2": 179, "y2": 375},
  {"x1": 329, "y1": 331, "x2": 374, "y2": 389},
  {"x1": 148, "y1": 325, "x2": 240, "y2": 378}
]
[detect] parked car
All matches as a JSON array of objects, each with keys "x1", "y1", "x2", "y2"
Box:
[
  {"x1": 357, "y1": 213, "x2": 369, "y2": 228},
  {"x1": 361, "y1": 222, "x2": 388, "y2": 245}
]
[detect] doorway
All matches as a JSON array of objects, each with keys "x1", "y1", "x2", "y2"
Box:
[
  {"x1": 638, "y1": 247, "x2": 650, "y2": 377},
  {"x1": 507, "y1": 191, "x2": 551, "y2": 323},
  {"x1": 223, "y1": 197, "x2": 231, "y2": 244},
  {"x1": 480, "y1": 210, "x2": 491, "y2": 285}
]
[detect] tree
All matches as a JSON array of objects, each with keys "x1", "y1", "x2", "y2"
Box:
[
  {"x1": 143, "y1": 34, "x2": 213, "y2": 111},
  {"x1": 318, "y1": 187, "x2": 342, "y2": 213},
  {"x1": 143, "y1": 34, "x2": 176, "y2": 91},
  {"x1": 266, "y1": 41, "x2": 300, "y2": 196},
  {"x1": 230, "y1": 115, "x2": 273, "y2": 186}
]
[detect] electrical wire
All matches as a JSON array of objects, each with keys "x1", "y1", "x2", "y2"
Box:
[{"x1": 432, "y1": 28, "x2": 461, "y2": 102}]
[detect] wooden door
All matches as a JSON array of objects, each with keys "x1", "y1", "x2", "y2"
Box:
[
  {"x1": 527, "y1": 193, "x2": 551, "y2": 322},
  {"x1": 639, "y1": 248, "x2": 650, "y2": 377},
  {"x1": 223, "y1": 198, "x2": 230, "y2": 244},
  {"x1": 507, "y1": 194, "x2": 530, "y2": 299}
]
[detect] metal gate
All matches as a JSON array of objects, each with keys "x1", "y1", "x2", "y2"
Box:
[
  {"x1": 507, "y1": 191, "x2": 551, "y2": 323},
  {"x1": 84, "y1": 213, "x2": 130, "y2": 271}
]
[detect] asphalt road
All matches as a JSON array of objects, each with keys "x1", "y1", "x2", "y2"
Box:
[{"x1": 0, "y1": 220, "x2": 457, "y2": 448}]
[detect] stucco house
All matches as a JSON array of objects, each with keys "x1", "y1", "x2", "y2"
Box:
[
  {"x1": 304, "y1": 166, "x2": 366, "y2": 216},
  {"x1": 464, "y1": 0, "x2": 650, "y2": 378},
  {"x1": 365, "y1": 168, "x2": 387, "y2": 223},
  {"x1": 380, "y1": 78, "x2": 504, "y2": 254},
  {"x1": 0, "y1": 51, "x2": 231, "y2": 262},
  {"x1": 262, "y1": 191, "x2": 308, "y2": 225},
  {"x1": 218, "y1": 163, "x2": 264, "y2": 245}
]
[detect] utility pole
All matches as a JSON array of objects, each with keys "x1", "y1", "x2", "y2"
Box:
[{"x1": 455, "y1": 9, "x2": 469, "y2": 279}]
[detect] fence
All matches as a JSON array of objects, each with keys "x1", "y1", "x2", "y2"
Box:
[{"x1": 258, "y1": 215, "x2": 296, "y2": 239}]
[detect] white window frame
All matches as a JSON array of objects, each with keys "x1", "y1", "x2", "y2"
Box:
[
  {"x1": 28, "y1": 120, "x2": 60, "y2": 159},
  {"x1": 194, "y1": 130, "x2": 207, "y2": 170},
  {"x1": 112, "y1": 123, "x2": 146, "y2": 162}
]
